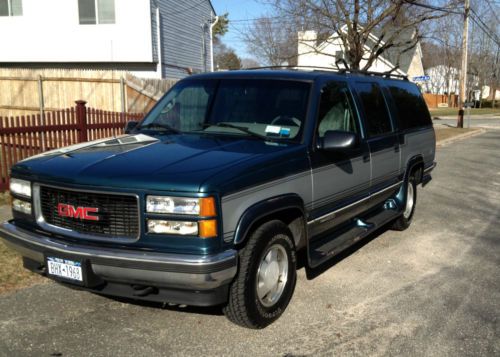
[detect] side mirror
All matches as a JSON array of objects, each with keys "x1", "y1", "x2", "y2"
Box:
[
  {"x1": 318, "y1": 130, "x2": 357, "y2": 151},
  {"x1": 124, "y1": 120, "x2": 139, "y2": 134}
]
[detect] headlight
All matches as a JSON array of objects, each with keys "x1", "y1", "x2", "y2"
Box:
[
  {"x1": 146, "y1": 196, "x2": 216, "y2": 216},
  {"x1": 148, "y1": 220, "x2": 198, "y2": 235},
  {"x1": 12, "y1": 199, "x2": 32, "y2": 214},
  {"x1": 10, "y1": 178, "x2": 31, "y2": 198}
]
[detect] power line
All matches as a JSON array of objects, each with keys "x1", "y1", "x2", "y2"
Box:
[
  {"x1": 403, "y1": 0, "x2": 464, "y2": 15},
  {"x1": 469, "y1": 8, "x2": 500, "y2": 46},
  {"x1": 484, "y1": 0, "x2": 500, "y2": 24}
]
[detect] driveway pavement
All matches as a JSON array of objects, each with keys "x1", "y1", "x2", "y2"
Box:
[
  {"x1": 1, "y1": 131, "x2": 499, "y2": 357},
  {"x1": 433, "y1": 114, "x2": 500, "y2": 130}
]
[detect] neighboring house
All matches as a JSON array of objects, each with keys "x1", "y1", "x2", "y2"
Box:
[
  {"x1": 424, "y1": 65, "x2": 500, "y2": 101},
  {"x1": 424, "y1": 65, "x2": 460, "y2": 95},
  {"x1": 297, "y1": 27, "x2": 425, "y2": 81},
  {"x1": 0, "y1": 0, "x2": 216, "y2": 79}
]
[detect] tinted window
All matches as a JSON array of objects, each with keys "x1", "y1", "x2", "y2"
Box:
[
  {"x1": 355, "y1": 82, "x2": 392, "y2": 137},
  {"x1": 141, "y1": 79, "x2": 310, "y2": 141},
  {"x1": 317, "y1": 81, "x2": 358, "y2": 138},
  {"x1": 388, "y1": 82, "x2": 432, "y2": 130}
]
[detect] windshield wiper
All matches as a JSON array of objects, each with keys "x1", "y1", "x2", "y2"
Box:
[
  {"x1": 139, "y1": 122, "x2": 181, "y2": 133},
  {"x1": 202, "y1": 123, "x2": 275, "y2": 141}
]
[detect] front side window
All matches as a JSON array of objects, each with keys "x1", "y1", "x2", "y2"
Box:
[
  {"x1": 78, "y1": 0, "x2": 115, "y2": 25},
  {"x1": 140, "y1": 79, "x2": 311, "y2": 142},
  {"x1": 355, "y1": 82, "x2": 392, "y2": 137},
  {"x1": 0, "y1": 0, "x2": 22, "y2": 16},
  {"x1": 317, "y1": 81, "x2": 358, "y2": 138}
]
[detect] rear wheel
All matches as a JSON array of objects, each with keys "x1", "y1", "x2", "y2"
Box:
[
  {"x1": 392, "y1": 174, "x2": 417, "y2": 231},
  {"x1": 223, "y1": 220, "x2": 297, "y2": 329}
]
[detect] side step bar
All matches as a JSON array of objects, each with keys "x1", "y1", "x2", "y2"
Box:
[{"x1": 308, "y1": 203, "x2": 400, "y2": 268}]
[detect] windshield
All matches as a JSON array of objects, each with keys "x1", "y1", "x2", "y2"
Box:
[{"x1": 139, "y1": 79, "x2": 311, "y2": 141}]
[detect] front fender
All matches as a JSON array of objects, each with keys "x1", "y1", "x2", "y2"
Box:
[{"x1": 233, "y1": 194, "x2": 305, "y2": 246}]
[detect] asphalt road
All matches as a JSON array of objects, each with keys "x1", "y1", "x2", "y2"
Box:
[
  {"x1": 1, "y1": 131, "x2": 500, "y2": 357},
  {"x1": 433, "y1": 115, "x2": 500, "y2": 130}
]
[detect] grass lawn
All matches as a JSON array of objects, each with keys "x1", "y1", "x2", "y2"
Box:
[
  {"x1": 430, "y1": 107, "x2": 500, "y2": 117},
  {"x1": 0, "y1": 240, "x2": 44, "y2": 294},
  {"x1": 434, "y1": 127, "x2": 478, "y2": 142}
]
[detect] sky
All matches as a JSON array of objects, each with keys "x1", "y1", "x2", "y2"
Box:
[{"x1": 211, "y1": 0, "x2": 271, "y2": 59}]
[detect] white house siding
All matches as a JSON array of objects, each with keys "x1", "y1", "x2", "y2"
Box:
[
  {"x1": 297, "y1": 30, "x2": 423, "y2": 80},
  {"x1": 0, "y1": 0, "x2": 153, "y2": 63},
  {"x1": 157, "y1": 0, "x2": 214, "y2": 79}
]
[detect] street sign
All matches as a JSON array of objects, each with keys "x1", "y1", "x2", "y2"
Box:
[
  {"x1": 464, "y1": 101, "x2": 475, "y2": 108},
  {"x1": 412, "y1": 75, "x2": 430, "y2": 82}
]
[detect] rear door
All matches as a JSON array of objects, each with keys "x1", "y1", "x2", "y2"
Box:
[
  {"x1": 353, "y1": 81, "x2": 401, "y2": 205},
  {"x1": 308, "y1": 80, "x2": 371, "y2": 237}
]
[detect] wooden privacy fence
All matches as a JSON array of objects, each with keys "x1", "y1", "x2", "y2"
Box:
[{"x1": 0, "y1": 101, "x2": 144, "y2": 191}]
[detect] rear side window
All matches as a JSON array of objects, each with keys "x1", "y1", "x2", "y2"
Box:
[
  {"x1": 354, "y1": 82, "x2": 392, "y2": 137},
  {"x1": 388, "y1": 82, "x2": 432, "y2": 130}
]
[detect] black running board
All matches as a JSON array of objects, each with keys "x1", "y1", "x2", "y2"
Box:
[{"x1": 308, "y1": 203, "x2": 401, "y2": 268}]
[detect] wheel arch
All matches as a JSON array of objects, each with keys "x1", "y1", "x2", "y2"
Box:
[
  {"x1": 404, "y1": 155, "x2": 424, "y2": 184},
  {"x1": 233, "y1": 194, "x2": 307, "y2": 250}
]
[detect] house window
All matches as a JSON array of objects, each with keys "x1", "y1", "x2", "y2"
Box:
[
  {"x1": 78, "y1": 0, "x2": 115, "y2": 25},
  {"x1": 0, "y1": 0, "x2": 23, "y2": 16}
]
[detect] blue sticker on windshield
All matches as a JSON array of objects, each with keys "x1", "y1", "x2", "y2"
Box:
[{"x1": 279, "y1": 128, "x2": 291, "y2": 137}]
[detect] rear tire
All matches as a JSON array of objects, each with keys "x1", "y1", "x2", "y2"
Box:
[
  {"x1": 392, "y1": 174, "x2": 417, "y2": 231},
  {"x1": 223, "y1": 220, "x2": 297, "y2": 329}
]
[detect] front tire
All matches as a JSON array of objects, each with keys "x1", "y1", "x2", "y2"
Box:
[
  {"x1": 223, "y1": 220, "x2": 297, "y2": 329},
  {"x1": 392, "y1": 174, "x2": 417, "y2": 231}
]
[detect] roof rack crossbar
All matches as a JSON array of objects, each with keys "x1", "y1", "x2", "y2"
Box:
[{"x1": 244, "y1": 65, "x2": 408, "y2": 81}]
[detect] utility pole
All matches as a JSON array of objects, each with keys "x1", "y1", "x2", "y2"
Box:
[{"x1": 458, "y1": 0, "x2": 470, "y2": 128}]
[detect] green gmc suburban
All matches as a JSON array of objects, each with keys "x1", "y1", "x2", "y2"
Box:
[{"x1": 0, "y1": 69, "x2": 436, "y2": 328}]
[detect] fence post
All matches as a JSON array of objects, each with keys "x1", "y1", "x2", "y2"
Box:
[
  {"x1": 75, "y1": 100, "x2": 88, "y2": 143},
  {"x1": 38, "y1": 75, "x2": 46, "y2": 151}
]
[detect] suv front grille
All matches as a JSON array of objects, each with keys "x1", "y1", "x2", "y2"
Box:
[{"x1": 39, "y1": 186, "x2": 139, "y2": 239}]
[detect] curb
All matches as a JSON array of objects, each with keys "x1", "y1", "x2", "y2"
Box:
[{"x1": 436, "y1": 128, "x2": 486, "y2": 147}]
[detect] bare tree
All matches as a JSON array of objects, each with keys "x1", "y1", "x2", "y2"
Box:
[
  {"x1": 467, "y1": 3, "x2": 500, "y2": 106},
  {"x1": 240, "y1": 16, "x2": 298, "y2": 66},
  {"x1": 214, "y1": 42, "x2": 242, "y2": 70},
  {"x1": 421, "y1": 13, "x2": 462, "y2": 104},
  {"x1": 241, "y1": 58, "x2": 261, "y2": 68},
  {"x1": 270, "y1": 0, "x2": 461, "y2": 71}
]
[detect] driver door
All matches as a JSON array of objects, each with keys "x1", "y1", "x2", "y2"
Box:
[{"x1": 308, "y1": 80, "x2": 371, "y2": 237}]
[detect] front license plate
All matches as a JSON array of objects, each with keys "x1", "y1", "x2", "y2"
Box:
[{"x1": 46, "y1": 257, "x2": 83, "y2": 282}]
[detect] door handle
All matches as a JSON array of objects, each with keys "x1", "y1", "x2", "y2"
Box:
[{"x1": 394, "y1": 144, "x2": 400, "y2": 153}]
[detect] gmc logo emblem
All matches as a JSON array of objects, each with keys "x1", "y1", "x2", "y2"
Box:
[{"x1": 57, "y1": 203, "x2": 99, "y2": 221}]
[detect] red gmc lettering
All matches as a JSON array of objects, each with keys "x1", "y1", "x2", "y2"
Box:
[{"x1": 57, "y1": 203, "x2": 99, "y2": 221}]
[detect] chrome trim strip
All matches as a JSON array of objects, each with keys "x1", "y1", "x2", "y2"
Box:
[
  {"x1": 33, "y1": 183, "x2": 141, "y2": 243},
  {"x1": 307, "y1": 181, "x2": 403, "y2": 225}
]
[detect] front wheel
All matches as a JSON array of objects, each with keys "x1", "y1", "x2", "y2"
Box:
[
  {"x1": 392, "y1": 174, "x2": 417, "y2": 231},
  {"x1": 223, "y1": 220, "x2": 297, "y2": 329}
]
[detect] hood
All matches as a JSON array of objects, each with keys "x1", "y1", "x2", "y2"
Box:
[{"x1": 12, "y1": 133, "x2": 303, "y2": 193}]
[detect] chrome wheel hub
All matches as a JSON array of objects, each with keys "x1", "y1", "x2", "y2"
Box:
[
  {"x1": 256, "y1": 244, "x2": 288, "y2": 307},
  {"x1": 403, "y1": 183, "x2": 414, "y2": 219}
]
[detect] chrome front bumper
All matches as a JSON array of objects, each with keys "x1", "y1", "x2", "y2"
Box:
[{"x1": 0, "y1": 221, "x2": 237, "y2": 291}]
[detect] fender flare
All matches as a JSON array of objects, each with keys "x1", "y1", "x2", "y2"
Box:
[
  {"x1": 233, "y1": 194, "x2": 306, "y2": 246},
  {"x1": 404, "y1": 155, "x2": 424, "y2": 184},
  {"x1": 395, "y1": 155, "x2": 424, "y2": 209}
]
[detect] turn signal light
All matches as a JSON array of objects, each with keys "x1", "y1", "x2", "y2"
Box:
[
  {"x1": 200, "y1": 197, "x2": 216, "y2": 217},
  {"x1": 199, "y1": 219, "x2": 217, "y2": 238}
]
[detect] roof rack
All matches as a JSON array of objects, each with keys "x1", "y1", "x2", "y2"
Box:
[{"x1": 244, "y1": 65, "x2": 408, "y2": 81}]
